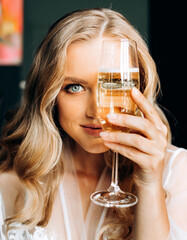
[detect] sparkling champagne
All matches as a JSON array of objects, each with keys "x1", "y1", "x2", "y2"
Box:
[
  {"x1": 97, "y1": 69, "x2": 139, "y2": 132},
  {"x1": 91, "y1": 39, "x2": 139, "y2": 208}
]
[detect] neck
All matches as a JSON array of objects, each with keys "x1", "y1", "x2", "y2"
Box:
[{"x1": 71, "y1": 142, "x2": 105, "y2": 178}]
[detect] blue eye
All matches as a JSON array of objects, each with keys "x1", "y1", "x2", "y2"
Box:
[{"x1": 64, "y1": 84, "x2": 84, "y2": 93}]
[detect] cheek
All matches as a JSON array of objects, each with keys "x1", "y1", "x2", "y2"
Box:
[{"x1": 57, "y1": 94, "x2": 84, "y2": 128}]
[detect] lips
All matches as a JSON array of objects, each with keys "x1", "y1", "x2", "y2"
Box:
[{"x1": 81, "y1": 123, "x2": 103, "y2": 137}]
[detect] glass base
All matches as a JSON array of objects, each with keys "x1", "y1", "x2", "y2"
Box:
[{"x1": 90, "y1": 190, "x2": 138, "y2": 208}]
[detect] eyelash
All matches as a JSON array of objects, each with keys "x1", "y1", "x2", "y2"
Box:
[{"x1": 64, "y1": 84, "x2": 85, "y2": 93}]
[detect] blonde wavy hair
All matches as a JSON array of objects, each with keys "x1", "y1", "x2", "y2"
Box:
[{"x1": 0, "y1": 8, "x2": 171, "y2": 238}]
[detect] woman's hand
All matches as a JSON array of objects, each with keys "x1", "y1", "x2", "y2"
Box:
[{"x1": 100, "y1": 87, "x2": 168, "y2": 190}]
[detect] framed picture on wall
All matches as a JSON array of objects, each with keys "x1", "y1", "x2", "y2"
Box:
[{"x1": 0, "y1": 0, "x2": 23, "y2": 65}]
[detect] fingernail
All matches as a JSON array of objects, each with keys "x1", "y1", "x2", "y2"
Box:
[
  {"x1": 107, "y1": 114, "x2": 117, "y2": 120},
  {"x1": 100, "y1": 132, "x2": 109, "y2": 138},
  {"x1": 132, "y1": 87, "x2": 139, "y2": 94}
]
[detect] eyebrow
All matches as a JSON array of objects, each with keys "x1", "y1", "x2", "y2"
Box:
[{"x1": 64, "y1": 76, "x2": 88, "y2": 84}]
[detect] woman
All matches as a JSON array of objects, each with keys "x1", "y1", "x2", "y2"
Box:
[{"x1": 0, "y1": 8, "x2": 186, "y2": 240}]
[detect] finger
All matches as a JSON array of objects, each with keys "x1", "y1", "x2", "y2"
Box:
[
  {"x1": 130, "y1": 87, "x2": 164, "y2": 131},
  {"x1": 100, "y1": 131, "x2": 158, "y2": 155},
  {"x1": 107, "y1": 114, "x2": 157, "y2": 140},
  {"x1": 103, "y1": 142, "x2": 148, "y2": 167}
]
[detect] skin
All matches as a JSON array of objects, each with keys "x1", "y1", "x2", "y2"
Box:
[
  {"x1": 57, "y1": 38, "x2": 170, "y2": 238},
  {"x1": 57, "y1": 38, "x2": 107, "y2": 217}
]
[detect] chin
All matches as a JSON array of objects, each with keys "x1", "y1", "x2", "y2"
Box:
[
  {"x1": 65, "y1": 133, "x2": 109, "y2": 154},
  {"x1": 83, "y1": 143, "x2": 109, "y2": 154}
]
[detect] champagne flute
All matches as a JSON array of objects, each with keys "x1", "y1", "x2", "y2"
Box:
[{"x1": 90, "y1": 39, "x2": 139, "y2": 208}]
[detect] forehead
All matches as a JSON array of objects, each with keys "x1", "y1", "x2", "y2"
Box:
[{"x1": 65, "y1": 38, "x2": 103, "y2": 80}]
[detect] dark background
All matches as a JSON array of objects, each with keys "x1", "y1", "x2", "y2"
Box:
[
  {"x1": 0, "y1": 0, "x2": 186, "y2": 148},
  {"x1": 149, "y1": 1, "x2": 186, "y2": 148}
]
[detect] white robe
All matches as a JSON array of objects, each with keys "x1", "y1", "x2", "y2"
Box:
[{"x1": 0, "y1": 145, "x2": 187, "y2": 240}]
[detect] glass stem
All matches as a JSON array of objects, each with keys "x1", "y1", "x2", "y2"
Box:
[{"x1": 108, "y1": 151, "x2": 120, "y2": 193}]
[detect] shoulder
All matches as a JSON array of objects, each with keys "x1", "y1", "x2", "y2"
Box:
[
  {"x1": 163, "y1": 144, "x2": 187, "y2": 193},
  {"x1": 0, "y1": 170, "x2": 23, "y2": 192},
  {"x1": 164, "y1": 144, "x2": 187, "y2": 167},
  {"x1": 0, "y1": 171, "x2": 25, "y2": 217}
]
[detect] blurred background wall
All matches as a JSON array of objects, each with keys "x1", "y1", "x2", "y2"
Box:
[{"x1": 0, "y1": 0, "x2": 186, "y2": 148}]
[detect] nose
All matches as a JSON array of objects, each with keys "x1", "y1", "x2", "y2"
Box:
[{"x1": 86, "y1": 89, "x2": 98, "y2": 119}]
